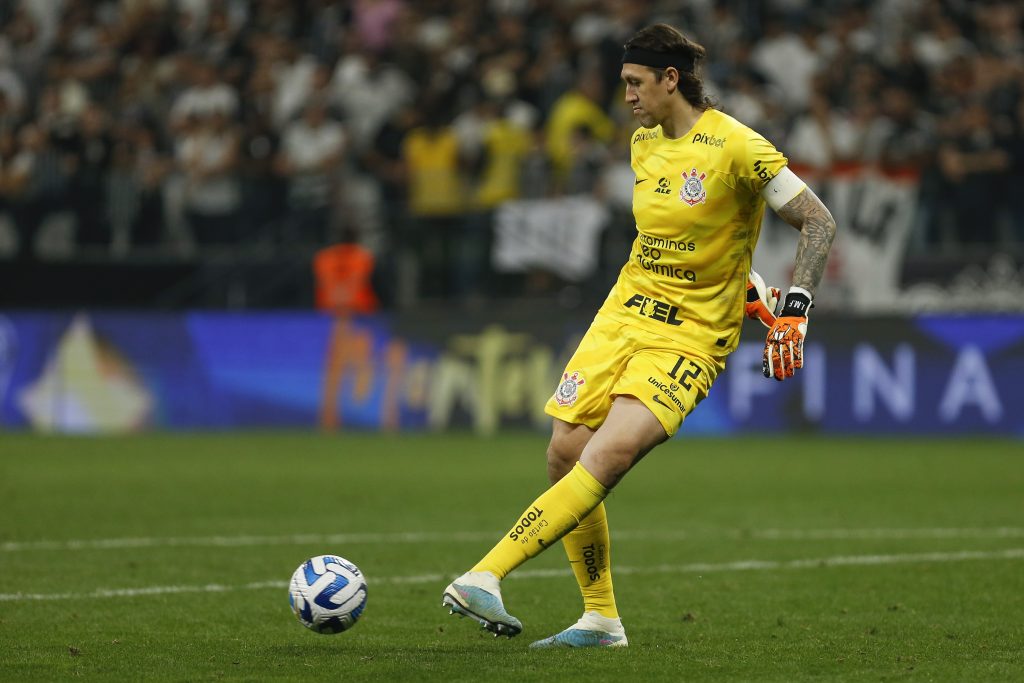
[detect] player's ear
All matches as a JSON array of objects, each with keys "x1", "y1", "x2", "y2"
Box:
[{"x1": 662, "y1": 67, "x2": 680, "y2": 95}]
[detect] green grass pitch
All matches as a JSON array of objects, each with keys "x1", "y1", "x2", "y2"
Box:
[{"x1": 1, "y1": 432, "x2": 1022, "y2": 681}]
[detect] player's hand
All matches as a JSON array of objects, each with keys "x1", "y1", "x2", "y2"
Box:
[
  {"x1": 745, "y1": 270, "x2": 780, "y2": 328},
  {"x1": 762, "y1": 288, "x2": 812, "y2": 381}
]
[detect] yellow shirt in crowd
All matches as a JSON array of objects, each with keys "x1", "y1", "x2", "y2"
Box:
[
  {"x1": 403, "y1": 127, "x2": 464, "y2": 217},
  {"x1": 544, "y1": 91, "x2": 616, "y2": 178},
  {"x1": 475, "y1": 119, "x2": 531, "y2": 210}
]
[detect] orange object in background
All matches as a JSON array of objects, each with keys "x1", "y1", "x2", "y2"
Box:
[
  {"x1": 313, "y1": 244, "x2": 379, "y2": 314},
  {"x1": 315, "y1": 243, "x2": 389, "y2": 431}
]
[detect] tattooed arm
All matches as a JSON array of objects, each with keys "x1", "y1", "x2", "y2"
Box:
[
  {"x1": 761, "y1": 185, "x2": 836, "y2": 381},
  {"x1": 774, "y1": 186, "x2": 837, "y2": 296}
]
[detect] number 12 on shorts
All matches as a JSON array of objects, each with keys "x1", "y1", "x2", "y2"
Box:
[{"x1": 667, "y1": 356, "x2": 702, "y2": 390}]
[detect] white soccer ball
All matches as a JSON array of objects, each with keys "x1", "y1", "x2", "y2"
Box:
[{"x1": 289, "y1": 555, "x2": 368, "y2": 634}]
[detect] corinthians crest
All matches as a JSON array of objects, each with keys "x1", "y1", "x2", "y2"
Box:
[
  {"x1": 554, "y1": 370, "x2": 585, "y2": 407},
  {"x1": 680, "y1": 168, "x2": 707, "y2": 206}
]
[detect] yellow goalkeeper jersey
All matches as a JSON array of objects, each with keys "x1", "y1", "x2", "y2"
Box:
[{"x1": 598, "y1": 108, "x2": 796, "y2": 357}]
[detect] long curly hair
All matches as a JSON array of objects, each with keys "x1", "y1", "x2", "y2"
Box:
[{"x1": 624, "y1": 24, "x2": 715, "y2": 111}]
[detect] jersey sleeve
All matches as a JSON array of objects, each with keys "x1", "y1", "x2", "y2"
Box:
[{"x1": 735, "y1": 128, "x2": 789, "y2": 195}]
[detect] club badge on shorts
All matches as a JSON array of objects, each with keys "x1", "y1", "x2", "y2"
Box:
[
  {"x1": 680, "y1": 168, "x2": 707, "y2": 206},
  {"x1": 554, "y1": 371, "x2": 585, "y2": 407}
]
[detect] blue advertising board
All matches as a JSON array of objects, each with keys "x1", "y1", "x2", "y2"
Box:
[{"x1": 0, "y1": 312, "x2": 1020, "y2": 436}]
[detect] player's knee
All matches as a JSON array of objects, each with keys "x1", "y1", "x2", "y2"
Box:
[
  {"x1": 545, "y1": 437, "x2": 580, "y2": 484},
  {"x1": 580, "y1": 440, "x2": 648, "y2": 489}
]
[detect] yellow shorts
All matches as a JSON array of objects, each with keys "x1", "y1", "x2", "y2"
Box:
[{"x1": 544, "y1": 313, "x2": 723, "y2": 437}]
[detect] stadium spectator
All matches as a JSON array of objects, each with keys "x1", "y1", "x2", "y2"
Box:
[
  {"x1": 469, "y1": 100, "x2": 533, "y2": 208},
  {"x1": 124, "y1": 122, "x2": 172, "y2": 248},
  {"x1": 518, "y1": 126, "x2": 555, "y2": 200},
  {"x1": 269, "y1": 36, "x2": 321, "y2": 130},
  {"x1": 169, "y1": 58, "x2": 239, "y2": 131},
  {"x1": 4, "y1": 2, "x2": 53, "y2": 85},
  {"x1": 863, "y1": 85, "x2": 933, "y2": 175},
  {"x1": 913, "y1": 13, "x2": 974, "y2": 72},
  {"x1": 0, "y1": 51, "x2": 26, "y2": 124},
  {"x1": 4, "y1": 123, "x2": 68, "y2": 261},
  {"x1": 193, "y1": 4, "x2": 247, "y2": 72},
  {"x1": 564, "y1": 124, "x2": 609, "y2": 197},
  {"x1": 460, "y1": 97, "x2": 533, "y2": 299},
  {"x1": 717, "y1": 61, "x2": 772, "y2": 130},
  {"x1": 237, "y1": 69, "x2": 284, "y2": 247},
  {"x1": 401, "y1": 104, "x2": 464, "y2": 300},
  {"x1": 276, "y1": 97, "x2": 347, "y2": 245},
  {"x1": 936, "y1": 101, "x2": 1011, "y2": 247},
  {"x1": 66, "y1": 103, "x2": 113, "y2": 248},
  {"x1": 176, "y1": 109, "x2": 241, "y2": 246},
  {"x1": 882, "y1": 38, "x2": 930, "y2": 99},
  {"x1": 52, "y1": 0, "x2": 119, "y2": 101},
  {"x1": 330, "y1": 44, "x2": 413, "y2": 150},
  {"x1": 0, "y1": 126, "x2": 31, "y2": 258},
  {"x1": 750, "y1": 18, "x2": 820, "y2": 113},
  {"x1": 786, "y1": 91, "x2": 862, "y2": 180},
  {"x1": 521, "y1": 28, "x2": 576, "y2": 117},
  {"x1": 544, "y1": 68, "x2": 615, "y2": 186},
  {"x1": 352, "y1": 0, "x2": 406, "y2": 55},
  {"x1": 361, "y1": 104, "x2": 417, "y2": 307}
]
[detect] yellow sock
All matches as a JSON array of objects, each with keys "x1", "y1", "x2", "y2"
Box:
[
  {"x1": 561, "y1": 502, "x2": 618, "y2": 618},
  {"x1": 472, "y1": 463, "x2": 608, "y2": 580}
]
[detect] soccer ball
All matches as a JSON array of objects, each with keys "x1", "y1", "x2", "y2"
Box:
[{"x1": 289, "y1": 555, "x2": 368, "y2": 634}]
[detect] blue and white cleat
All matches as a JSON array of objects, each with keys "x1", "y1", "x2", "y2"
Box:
[
  {"x1": 442, "y1": 571, "x2": 523, "y2": 638},
  {"x1": 529, "y1": 611, "x2": 628, "y2": 648}
]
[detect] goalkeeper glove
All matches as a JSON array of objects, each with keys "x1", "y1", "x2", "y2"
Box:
[
  {"x1": 762, "y1": 287, "x2": 812, "y2": 381},
  {"x1": 746, "y1": 270, "x2": 780, "y2": 328}
]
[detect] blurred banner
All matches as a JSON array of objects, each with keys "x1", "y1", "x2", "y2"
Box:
[
  {"x1": 0, "y1": 311, "x2": 1021, "y2": 436},
  {"x1": 492, "y1": 197, "x2": 610, "y2": 282}
]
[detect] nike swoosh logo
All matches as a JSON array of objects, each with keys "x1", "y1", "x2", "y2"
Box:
[
  {"x1": 651, "y1": 394, "x2": 673, "y2": 410},
  {"x1": 635, "y1": 178, "x2": 647, "y2": 185}
]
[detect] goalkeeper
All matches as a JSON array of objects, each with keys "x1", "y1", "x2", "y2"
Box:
[{"x1": 442, "y1": 23, "x2": 836, "y2": 647}]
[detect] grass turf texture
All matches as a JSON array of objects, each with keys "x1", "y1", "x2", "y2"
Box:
[{"x1": 0, "y1": 433, "x2": 1022, "y2": 682}]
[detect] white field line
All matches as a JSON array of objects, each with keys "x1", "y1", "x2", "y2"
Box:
[
  {"x1": 3, "y1": 527, "x2": 1024, "y2": 553},
  {"x1": 1, "y1": 548, "x2": 1022, "y2": 603}
]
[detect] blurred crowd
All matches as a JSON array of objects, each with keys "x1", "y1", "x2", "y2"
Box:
[{"x1": 0, "y1": 0, "x2": 1023, "y2": 305}]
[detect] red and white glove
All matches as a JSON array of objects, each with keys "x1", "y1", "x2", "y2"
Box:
[
  {"x1": 762, "y1": 287, "x2": 812, "y2": 381},
  {"x1": 745, "y1": 270, "x2": 780, "y2": 328}
]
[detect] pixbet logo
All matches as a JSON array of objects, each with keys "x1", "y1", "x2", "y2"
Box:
[
  {"x1": 692, "y1": 132, "x2": 726, "y2": 147},
  {"x1": 753, "y1": 159, "x2": 774, "y2": 184},
  {"x1": 633, "y1": 130, "x2": 658, "y2": 143}
]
